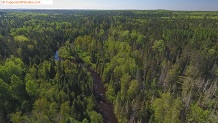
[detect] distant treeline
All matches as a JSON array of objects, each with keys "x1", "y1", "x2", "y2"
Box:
[{"x1": 0, "y1": 10, "x2": 218, "y2": 123}]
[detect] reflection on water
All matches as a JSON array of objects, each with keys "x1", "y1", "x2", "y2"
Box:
[{"x1": 55, "y1": 51, "x2": 59, "y2": 61}]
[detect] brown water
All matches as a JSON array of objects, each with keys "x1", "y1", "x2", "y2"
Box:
[
  {"x1": 82, "y1": 64, "x2": 118, "y2": 123},
  {"x1": 60, "y1": 55, "x2": 118, "y2": 123}
]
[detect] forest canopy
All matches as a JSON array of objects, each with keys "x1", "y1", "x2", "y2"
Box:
[{"x1": 0, "y1": 10, "x2": 218, "y2": 123}]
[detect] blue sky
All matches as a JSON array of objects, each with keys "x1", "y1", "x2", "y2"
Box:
[{"x1": 0, "y1": 0, "x2": 218, "y2": 11}]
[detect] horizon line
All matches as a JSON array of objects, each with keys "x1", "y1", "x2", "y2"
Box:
[{"x1": 1, "y1": 8, "x2": 218, "y2": 12}]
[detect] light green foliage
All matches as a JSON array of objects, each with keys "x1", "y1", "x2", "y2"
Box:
[
  {"x1": 120, "y1": 74, "x2": 131, "y2": 100},
  {"x1": 164, "y1": 64, "x2": 180, "y2": 90},
  {"x1": 152, "y1": 40, "x2": 165, "y2": 52},
  {"x1": 58, "y1": 46, "x2": 71, "y2": 59},
  {"x1": 187, "y1": 104, "x2": 209, "y2": 123},
  {"x1": 136, "y1": 34, "x2": 146, "y2": 46},
  {"x1": 10, "y1": 74, "x2": 24, "y2": 99},
  {"x1": 33, "y1": 98, "x2": 49, "y2": 113},
  {"x1": 60, "y1": 101, "x2": 70, "y2": 118},
  {"x1": 74, "y1": 35, "x2": 96, "y2": 64},
  {"x1": 152, "y1": 93, "x2": 182, "y2": 123},
  {"x1": 106, "y1": 84, "x2": 116, "y2": 102},
  {"x1": 0, "y1": 56, "x2": 27, "y2": 122},
  {"x1": 14, "y1": 35, "x2": 29, "y2": 42},
  {"x1": 0, "y1": 65, "x2": 8, "y2": 82},
  {"x1": 25, "y1": 80, "x2": 38, "y2": 96},
  {"x1": 85, "y1": 95, "x2": 96, "y2": 111},
  {"x1": 90, "y1": 111, "x2": 103, "y2": 123},
  {"x1": 48, "y1": 102, "x2": 58, "y2": 119},
  {"x1": 4, "y1": 56, "x2": 24, "y2": 80},
  {"x1": 10, "y1": 112, "x2": 23, "y2": 123},
  {"x1": 208, "y1": 49, "x2": 216, "y2": 56},
  {"x1": 82, "y1": 118, "x2": 89, "y2": 123},
  {"x1": 120, "y1": 30, "x2": 130, "y2": 41},
  {"x1": 38, "y1": 61, "x2": 51, "y2": 79},
  {"x1": 127, "y1": 80, "x2": 139, "y2": 100}
]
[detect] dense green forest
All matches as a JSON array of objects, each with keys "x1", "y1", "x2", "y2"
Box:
[{"x1": 0, "y1": 10, "x2": 218, "y2": 123}]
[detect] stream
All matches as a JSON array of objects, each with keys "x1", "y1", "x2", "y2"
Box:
[
  {"x1": 82, "y1": 64, "x2": 118, "y2": 123},
  {"x1": 56, "y1": 51, "x2": 118, "y2": 123}
]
